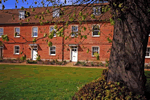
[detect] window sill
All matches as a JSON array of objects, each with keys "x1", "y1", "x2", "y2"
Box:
[
  {"x1": 50, "y1": 54, "x2": 56, "y2": 56},
  {"x1": 14, "y1": 53, "x2": 20, "y2": 55},
  {"x1": 14, "y1": 36, "x2": 20, "y2": 38},
  {"x1": 145, "y1": 56, "x2": 150, "y2": 58},
  {"x1": 92, "y1": 35, "x2": 100, "y2": 37},
  {"x1": 32, "y1": 36, "x2": 38, "y2": 38}
]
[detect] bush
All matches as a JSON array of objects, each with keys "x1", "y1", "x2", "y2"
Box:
[
  {"x1": 81, "y1": 61, "x2": 87, "y2": 66},
  {"x1": 105, "y1": 59, "x2": 109, "y2": 67},
  {"x1": 26, "y1": 60, "x2": 37, "y2": 64},
  {"x1": 72, "y1": 69, "x2": 147, "y2": 100},
  {"x1": 20, "y1": 55, "x2": 26, "y2": 61},
  {"x1": 99, "y1": 62, "x2": 104, "y2": 67},
  {"x1": 91, "y1": 62, "x2": 94, "y2": 66},
  {"x1": 75, "y1": 61, "x2": 81, "y2": 65}
]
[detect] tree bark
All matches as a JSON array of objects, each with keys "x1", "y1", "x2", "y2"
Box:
[{"x1": 107, "y1": 0, "x2": 150, "y2": 95}]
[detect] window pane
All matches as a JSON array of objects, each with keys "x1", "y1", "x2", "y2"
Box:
[
  {"x1": 72, "y1": 26, "x2": 78, "y2": 32},
  {"x1": 0, "y1": 28, "x2": 3, "y2": 32},
  {"x1": 15, "y1": 28, "x2": 20, "y2": 32},
  {"x1": 33, "y1": 32, "x2": 37, "y2": 36},
  {"x1": 51, "y1": 51, "x2": 55, "y2": 54},
  {"x1": 0, "y1": 33, "x2": 3, "y2": 36},
  {"x1": 33, "y1": 27, "x2": 38, "y2": 32},
  {"x1": 93, "y1": 25, "x2": 99, "y2": 30},
  {"x1": 53, "y1": 8, "x2": 59, "y2": 17},
  {"x1": 50, "y1": 27, "x2": 54, "y2": 32},
  {"x1": 93, "y1": 31, "x2": 99, "y2": 35},
  {"x1": 50, "y1": 47, "x2": 55, "y2": 51}
]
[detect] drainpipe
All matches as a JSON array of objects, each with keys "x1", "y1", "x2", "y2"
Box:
[{"x1": 62, "y1": 22, "x2": 65, "y2": 61}]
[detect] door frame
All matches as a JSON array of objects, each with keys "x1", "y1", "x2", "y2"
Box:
[
  {"x1": 0, "y1": 47, "x2": 3, "y2": 59},
  {"x1": 70, "y1": 46, "x2": 78, "y2": 62},
  {"x1": 31, "y1": 46, "x2": 38, "y2": 60}
]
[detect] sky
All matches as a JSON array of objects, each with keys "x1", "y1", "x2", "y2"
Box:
[
  {"x1": 0, "y1": 0, "x2": 108, "y2": 10},
  {"x1": 0, "y1": 0, "x2": 76, "y2": 10}
]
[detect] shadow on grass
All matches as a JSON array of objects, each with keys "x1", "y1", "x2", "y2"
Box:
[{"x1": 145, "y1": 71, "x2": 150, "y2": 99}]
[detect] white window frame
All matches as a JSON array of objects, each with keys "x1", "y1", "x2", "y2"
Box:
[
  {"x1": 19, "y1": 11, "x2": 25, "y2": 19},
  {"x1": 32, "y1": 27, "x2": 38, "y2": 37},
  {"x1": 92, "y1": 46, "x2": 99, "y2": 57},
  {"x1": 71, "y1": 25, "x2": 78, "y2": 37},
  {"x1": 145, "y1": 47, "x2": 150, "y2": 58},
  {"x1": 92, "y1": 24, "x2": 100, "y2": 37},
  {"x1": 14, "y1": 45, "x2": 20, "y2": 55},
  {"x1": 50, "y1": 46, "x2": 56, "y2": 56},
  {"x1": 53, "y1": 8, "x2": 60, "y2": 17},
  {"x1": 14, "y1": 27, "x2": 20, "y2": 37},
  {"x1": 0, "y1": 27, "x2": 3, "y2": 37},
  {"x1": 50, "y1": 26, "x2": 56, "y2": 37},
  {"x1": 93, "y1": 7, "x2": 101, "y2": 15}
]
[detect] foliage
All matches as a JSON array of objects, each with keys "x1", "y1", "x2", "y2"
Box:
[
  {"x1": 94, "y1": 52, "x2": 99, "y2": 60},
  {"x1": 36, "y1": 54, "x2": 41, "y2": 61},
  {"x1": 72, "y1": 69, "x2": 147, "y2": 100},
  {"x1": 105, "y1": 59, "x2": 109, "y2": 67},
  {"x1": 2, "y1": 35, "x2": 9, "y2": 41},
  {"x1": 48, "y1": 41, "x2": 52, "y2": 47},
  {"x1": 20, "y1": 55, "x2": 26, "y2": 61}
]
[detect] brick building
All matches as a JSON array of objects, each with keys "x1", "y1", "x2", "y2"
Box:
[{"x1": 0, "y1": 3, "x2": 148, "y2": 63}]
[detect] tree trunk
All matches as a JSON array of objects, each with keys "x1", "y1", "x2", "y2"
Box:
[{"x1": 107, "y1": 0, "x2": 150, "y2": 95}]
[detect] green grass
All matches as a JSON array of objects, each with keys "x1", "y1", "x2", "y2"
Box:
[
  {"x1": 0, "y1": 65, "x2": 150, "y2": 100},
  {"x1": 0, "y1": 64, "x2": 103, "y2": 100}
]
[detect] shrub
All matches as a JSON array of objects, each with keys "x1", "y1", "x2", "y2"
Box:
[
  {"x1": 20, "y1": 55, "x2": 26, "y2": 61},
  {"x1": 91, "y1": 62, "x2": 94, "y2": 66},
  {"x1": 105, "y1": 59, "x2": 109, "y2": 67},
  {"x1": 81, "y1": 61, "x2": 87, "y2": 66},
  {"x1": 36, "y1": 54, "x2": 41, "y2": 61},
  {"x1": 75, "y1": 61, "x2": 81, "y2": 65},
  {"x1": 72, "y1": 69, "x2": 147, "y2": 100},
  {"x1": 26, "y1": 60, "x2": 37, "y2": 64},
  {"x1": 99, "y1": 62, "x2": 104, "y2": 67}
]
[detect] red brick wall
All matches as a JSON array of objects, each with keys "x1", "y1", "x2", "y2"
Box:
[{"x1": 0, "y1": 22, "x2": 114, "y2": 62}]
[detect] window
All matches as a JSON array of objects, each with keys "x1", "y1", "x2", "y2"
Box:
[
  {"x1": 0, "y1": 28, "x2": 3, "y2": 37},
  {"x1": 14, "y1": 46, "x2": 20, "y2": 55},
  {"x1": 93, "y1": 7, "x2": 101, "y2": 15},
  {"x1": 71, "y1": 26, "x2": 78, "y2": 37},
  {"x1": 50, "y1": 26, "x2": 56, "y2": 37},
  {"x1": 14, "y1": 27, "x2": 20, "y2": 37},
  {"x1": 92, "y1": 47, "x2": 99, "y2": 56},
  {"x1": 19, "y1": 11, "x2": 25, "y2": 19},
  {"x1": 50, "y1": 46, "x2": 56, "y2": 55},
  {"x1": 92, "y1": 25, "x2": 100, "y2": 37},
  {"x1": 32, "y1": 27, "x2": 38, "y2": 37},
  {"x1": 146, "y1": 47, "x2": 150, "y2": 58},
  {"x1": 53, "y1": 8, "x2": 60, "y2": 17}
]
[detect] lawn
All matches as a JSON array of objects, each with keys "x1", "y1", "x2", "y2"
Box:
[
  {"x1": 0, "y1": 64, "x2": 150, "y2": 100},
  {"x1": 0, "y1": 64, "x2": 103, "y2": 100}
]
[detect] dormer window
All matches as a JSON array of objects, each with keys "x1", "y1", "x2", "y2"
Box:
[
  {"x1": 93, "y1": 7, "x2": 101, "y2": 15},
  {"x1": 53, "y1": 8, "x2": 60, "y2": 17},
  {"x1": 19, "y1": 11, "x2": 25, "y2": 19}
]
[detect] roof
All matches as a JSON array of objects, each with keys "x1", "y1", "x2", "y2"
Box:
[{"x1": 0, "y1": 3, "x2": 112, "y2": 25}]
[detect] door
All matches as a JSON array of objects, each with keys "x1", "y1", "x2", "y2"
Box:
[
  {"x1": 0, "y1": 48, "x2": 2, "y2": 59},
  {"x1": 32, "y1": 48, "x2": 38, "y2": 60},
  {"x1": 71, "y1": 46, "x2": 78, "y2": 62}
]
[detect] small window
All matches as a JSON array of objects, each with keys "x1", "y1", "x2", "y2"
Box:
[
  {"x1": 19, "y1": 11, "x2": 25, "y2": 19},
  {"x1": 146, "y1": 47, "x2": 150, "y2": 58},
  {"x1": 92, "y1": 47, "x2": 99, "y2": 56},
  {"x1": 0, "y1": 28, "x2": 3, "y2": 37},
  {"x1": 32, "y1": 27, "x2": 38, "y2": 37},
  {"x1": 53, "y1": 8, "x2": 60, "y2": 17},
  {"x1": 50, "y1": 26, "x2": 56, "y2": 37},
  {"x1": 71, "y1": 26, "x2": 78, "y2": 37},
  {"x1": 93, "y1": 7, "x2": 101, "y2": 15},
  {"x1": 14, "y1": 27, "x2": 20, "y2": 37},
  {"x1": 50, "y1": 46, "x2": 56, "y2": 55},
  {"x1": 14, "y1": 46, "x2": 20, "y2": 55},
  {"x1": 92, "y1": 25, "x2": 100, "y2": 37}
]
